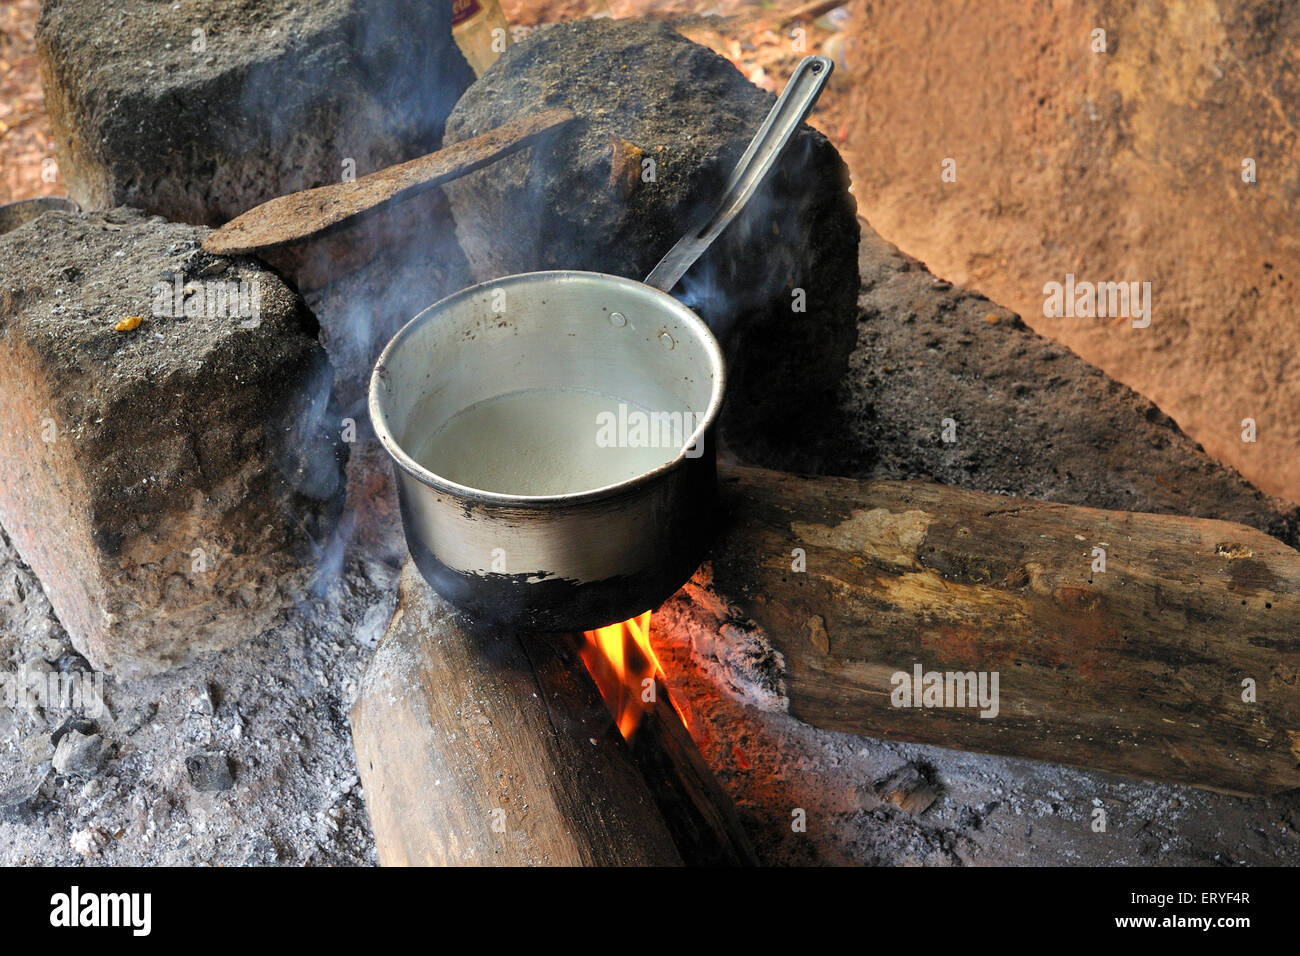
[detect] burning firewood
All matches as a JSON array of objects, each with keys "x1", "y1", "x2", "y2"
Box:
[
  {"x1": 579, "y1": 614, "x2": 759, "y2": 865},
  {"x1": 353, "y1": 458, "x2": 1300, "y2": 866},
  {"x1": 708, "y1": 462, "x2": 1300, "y2": 797},
  {"x1": 352, "y1": 566, "x2": 756, "y2": 866}
]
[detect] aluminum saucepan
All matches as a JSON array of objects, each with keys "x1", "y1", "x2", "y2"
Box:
[{"x1": 370, "y1": 56, "x2": 831, "y2": 630}]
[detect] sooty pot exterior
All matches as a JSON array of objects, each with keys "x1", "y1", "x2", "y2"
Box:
[{"x1": 370, "y1": 271, "x2": 726, "y2": 631}]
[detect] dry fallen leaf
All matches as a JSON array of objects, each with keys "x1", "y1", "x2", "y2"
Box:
[{"x1": 114, "y1": 315, "x2": 143, "y2": 332}]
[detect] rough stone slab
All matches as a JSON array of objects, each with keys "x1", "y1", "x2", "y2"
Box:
[
  {"x1": 738, "y1": 219, "x2": 1300, "y2": 548},
  {"x1": 36, "y1": 0, "x2": 475, "y2": 225},
  {"x1": 0, "y1": 207, "x2": 346, "y2": 677},
  {"x1": 442, "y1": 19, "x2": 860, "y2": 444}
]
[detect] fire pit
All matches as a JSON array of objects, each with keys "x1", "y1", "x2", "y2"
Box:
[{"x1": 2, "y1": 3, "x2": 1298, "y2": 870}]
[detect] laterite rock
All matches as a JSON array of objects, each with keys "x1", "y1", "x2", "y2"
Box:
[
  {"x1": 36, "y1": 0, "x2": 475, "y2": 225},
  {"x1": 0, "y1": 207, "x2": 345, "y2": 677}
]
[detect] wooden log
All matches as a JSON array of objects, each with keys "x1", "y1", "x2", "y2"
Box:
[
  {"x1": 351, "y1": 566, "x2": 757, "y2": 866},
  {"x1": 571, "y1": 621, "x2": 757, "y2": 865},
  {"x1": 710, "y1": 463, "x2": 1300, "y2": 796},
  {"x1": 621, "y1": 672, "x2": 759, "y2": 866},
  {"x1": 351, "y1": 565, "x2": 682, "y2": 866}
]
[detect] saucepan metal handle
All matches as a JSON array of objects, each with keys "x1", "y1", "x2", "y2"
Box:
[{"x1": 643, "y1": 54, "x2": 834, "y2": 294}]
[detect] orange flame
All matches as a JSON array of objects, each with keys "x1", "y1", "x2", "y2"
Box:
[{"x1": 580, "y1": 610, "x2": 688, "y2": 741}]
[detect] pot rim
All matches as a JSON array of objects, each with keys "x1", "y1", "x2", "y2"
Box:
[{"x1": 369, "y1": 269, "x2": 727, "y2": 508}]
